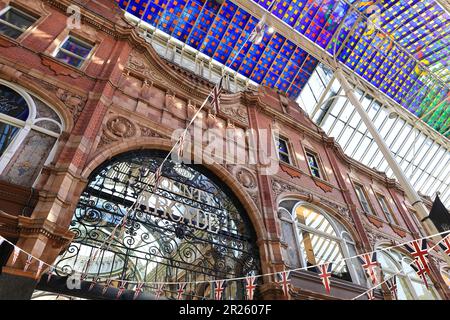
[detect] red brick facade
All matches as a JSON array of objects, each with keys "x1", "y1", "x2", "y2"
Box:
[{"x1": 0, "y1": 0, "x2": 448, "y2": 300}]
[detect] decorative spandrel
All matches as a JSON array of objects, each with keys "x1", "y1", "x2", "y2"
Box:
[{"x1": 56, "y1": 150, "x2": 260, "y2": 299}]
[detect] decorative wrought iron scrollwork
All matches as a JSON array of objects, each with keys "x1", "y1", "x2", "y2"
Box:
[{"x1": 54, "y1": 150, "x2": 260, "y2": 299}]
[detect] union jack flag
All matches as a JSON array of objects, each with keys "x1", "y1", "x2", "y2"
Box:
[
  {"x1": 277, "y1": 271, "x2": 291, "y2": 297},
  {"x1": 385, "y1": 276, "x2": 398, "y2": 300},
  {"x1": 23, "y1": 254, "x2": 33, "y2": 272},
  {"x1": 214, "y1": 280, "x2": 225, "y2": 300},
  {"x1": 245, "y1": 276, "x2": 257, "y2": 300},
  {"x1": 102, "y1": 279, "x2": 112, "y2": 295},
  {"x1": 318, "y1": 263, "x2": 333, "y2": 294},
  {"x1": 248, "y1": 15, "x2": 266, "y2": 45},
  {"x1": 177, "y1": 283, "x2": 186, "y2": 300},
  {"x1": 411, "y1": 260, "x2": 429, "y2": 289},
  {"x1": 89, "y1": 278, "x2": 98, "y2": 291},
  {"x1": 439, "y1": 235, "x2": 450, "y2": 256},
  {"x1": 358, "y1": 252, "x2": 378, "y2": 285},
  {"x1": 367, "y1": 289, "x2": 375, "y2": 300},
  {"x1": 116, "y1": 280, "x2": 127, "y2": 299},
  {"x1": 155, "y1": 283, "x2": 165, "y2": 300},
  {"x1": 11, "y1": 246, "x2": 20, "y2": 265},
  {"x1": 404, "y1": 239, "x2": 430, "y2": 272},
  {"x1": 209, "y1": 77, "x2": 223, "y2": 115},
  {"x1": 133, "y1": 282, "x2": 145, "y2": 300},
  {"x1": 47, "y1": 266, "x2": 55, "y2": 283}
]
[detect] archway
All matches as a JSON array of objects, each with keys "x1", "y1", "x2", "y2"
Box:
[{"x1": 39, "y1": 149, "x2": 261, "y2": 299}]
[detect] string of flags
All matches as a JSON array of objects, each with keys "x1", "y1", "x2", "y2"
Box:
[
  {"x1": 0, "y1": 231, "x2": 449, "y2": 300},
  {"x1": 353, "y1": 237, "x2": 449, "y2": 300}
]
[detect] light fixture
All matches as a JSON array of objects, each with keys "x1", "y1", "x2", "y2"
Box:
[{"x1": 268, "y1": 26, "x2": 274, "y2": 34}]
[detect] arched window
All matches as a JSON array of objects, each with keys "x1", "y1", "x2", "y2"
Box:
[
  {"x1": 0, "y1": 81, "x2": 63, "y2": 187},
  {"x1": 378, "y1": 249, "x2": 441, "y2": 300},
  {"x1": 0, "y1": 84, "x2": 29, "y2": 156},
  {"x1": 278, "y1": 200, "x2": 366, "y2": 285}
]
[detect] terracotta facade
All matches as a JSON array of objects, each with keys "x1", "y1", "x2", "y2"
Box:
[{"x1": 0, "y1": 0, "x2": 448, "y2": 300}]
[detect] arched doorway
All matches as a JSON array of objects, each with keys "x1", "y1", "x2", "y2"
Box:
[{"x1": 40, "y1": 150, "x2": 260, "y2": 299}]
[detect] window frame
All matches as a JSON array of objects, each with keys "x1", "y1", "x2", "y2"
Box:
[
  {"x1": 305, "y1": 149, "x2": 325, "y2": 180},
  {"x1": 0, "y1": 5, "x2": 38, "y2": 40},
  {"x1": 53, "y1": 35, "x2": 94, "y2": 69},
  {"x1": 375, "y1": 193, "x2": 398, "y2": 225},
  {"x1": 353, "y1": 182, "x2": 374, "y2": 215},
  {"x1": 289, "y1": 202, "x2": 364, "y2": 285},
  {"x1": 275, "y1": 136, "x2": 293, "y2": 165}
]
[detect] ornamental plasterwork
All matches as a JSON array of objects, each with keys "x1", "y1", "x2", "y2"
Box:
[{"x1": 271, "y1": 178, "x2": 354, "y2": 227}]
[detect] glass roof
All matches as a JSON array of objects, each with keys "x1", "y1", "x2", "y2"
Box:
[{"x1": 117, "y1": 0, "x2": 450, "y2": 138}]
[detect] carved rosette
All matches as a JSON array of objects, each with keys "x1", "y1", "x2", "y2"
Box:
[
  {"x1": 97, "y1": 112, "x2": 168, "y2": 150},
  {"x1": 107, "y1": 116, "x2": 136, "y2": 138}
]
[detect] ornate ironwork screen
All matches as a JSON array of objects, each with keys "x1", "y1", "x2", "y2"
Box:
[{"x1": 55, "y1": 150, "x2": 260, "y2": 299}]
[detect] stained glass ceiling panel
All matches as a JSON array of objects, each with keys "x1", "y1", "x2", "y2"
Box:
[
  {"x1": 118, "y1": 0, "x2": 319, "y2": 99},
  {"x1": 117, "y1": 0, "x2": 450, "y2": 138}
]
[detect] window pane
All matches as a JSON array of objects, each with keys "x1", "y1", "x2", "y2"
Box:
[
  {"x1": 0, "y1": 8, "x2": 36, "y2": 39},
  {"x1": 306, "y1": 153, "x2": 321, "y2": 178},
  {"x1": 61, "y1": 38, "x2": 92, "y2": 58},
  {"x1": 0, "y1": 84, "x2": 29, "y2": 120},
  {"x1": 0, "y1": 122, "x2": 19, "y2": 156},
  {"x1": 296, "y1": 206, "x2": 353, "y2": 281},
  {"x1": 0, "y1": 21, "x2": 22, "y2": 39},
  {"x1": 55, "y1": 51, "x2": 84, "y2": 68}
]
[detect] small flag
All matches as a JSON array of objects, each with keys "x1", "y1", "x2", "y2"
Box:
[
  {"x1": 277, "y1": 271, "x2": 291, "y2": 297},
  {"x1": 177, "y1": 134, "x2": 186, "y2": 159},
  {"x1": 89, "y1": 278, "x2": 98, "y2": 291},
  {"x1": 367, "y1": 289, "x2": 375, "y2": 300},
  {"x1": 386, "y1": 276, "x2": 398, "y2": 300},
  {"x1": 47, "y1": 266, "x2": 55, "y2": 283},
  {"x1": 102, "y1": 279, "x2": 112, "y2": 295},
  {"x1": 116, "y1": 280, "x2": 126, "y2": 299},
  {"x1": 319, "y1": 263, "x2": 333, "y2": 294},
  {"x1": 23, "y1": 254, "x2": 33, "y2": 272},
  {"x1": 11, "y1": 246, "x2": 20, "y2": 265},
  {"x1": 411, "y1": 260, "x2": 429, "y2": 289},
  {"x1": 404, "y1": 239, "x2": 430, "y2": 273},
  {"x1": 439, "y1": 235, "x2": 450, "y2": 256},
  {"x1": 214, "y1": 280, "x2": 225, "y2": 300},
  {"x1": 36, "y1": 260, "x2": 45, "y2": 279},
  {"x1": 155, "y1": 283, "x2": 165, "y2": 300},
  {"x1": 358, "y1": 252, "x2": 378, "y2": 285},
  {"x1": 245, "y1": 276, "x2": 257, "y2": 300},
  {"x1": 177, "y1": 283, "x2": 186, "y2": 300},
  {"x1": 209, "y1": 78, "x2": 223, "y2": 115},
  {"x1": 133, "y1": 282, "x2": 145, "y2": 300}
]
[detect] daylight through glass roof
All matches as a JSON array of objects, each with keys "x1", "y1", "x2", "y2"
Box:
[{"x1": 117, "y1": 0, "x2": 450, "y2": 138}]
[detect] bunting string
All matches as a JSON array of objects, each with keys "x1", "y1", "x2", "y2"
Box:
[
  {"x1": 0, "y1": 231, "x2": 448, "y2": 293},
  {"x1": 351, "y1": 234, "x2": 446, "y2": 300}
]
